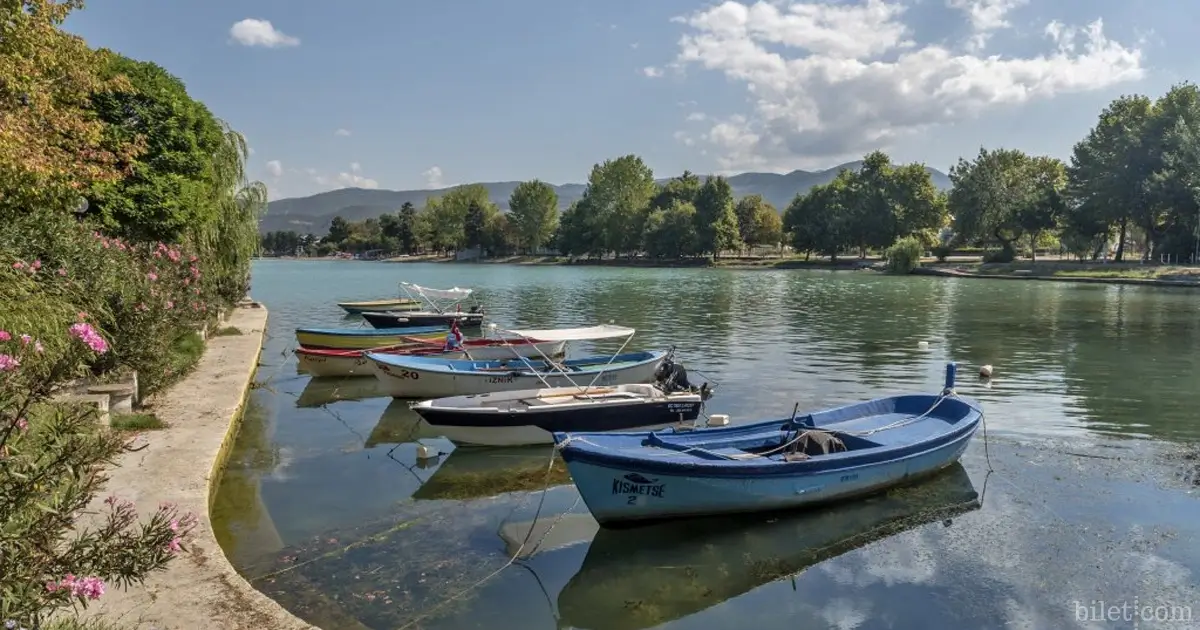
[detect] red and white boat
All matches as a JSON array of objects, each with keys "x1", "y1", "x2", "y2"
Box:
[{"x1": 295, "y1": 335, "x2": 567, "y2": 378}]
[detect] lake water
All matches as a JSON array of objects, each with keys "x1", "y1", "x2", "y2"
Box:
[{"x1": 212, "y1": 260, "x2": 1200, "y2": 630}]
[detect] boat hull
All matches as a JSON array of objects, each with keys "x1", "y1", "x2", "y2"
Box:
[
  {"x1": 555, "y1": 394, "x2": 982, "y2": 526},
  {"x1": 563, "y1": 430, "x2": 973, "y2": 526},
  {"x1": 369, "y1": 352, "x2": 667, "y2": 399},
  {"x1": 337, "y1": 299, "x2": 421, "y2": 314},
  {"x1": 361, "y1": 311, "x2": 485, "y2": 329},
  {"x1": 294, "y1": 326, "x2": 447, "y2": 350},
  {"x1": 412, "y1": 388, "x2": 703, "y2": 446},
  {"x1": 295, "y1": 340, "x2": 567, "y2": 378}
]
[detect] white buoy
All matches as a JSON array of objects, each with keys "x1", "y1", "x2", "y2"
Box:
[
  {"x1": 917, "y1": 341, "x2": 930, "y2": 351},
  {"x1": 979, "y1": 364, "x2": 994, "y2": 378},
  {"x1": 708, "y1": 413, "x2": 730, "y2": 427},
  {"x1": 415, "y1": 443, "x2": 440, "y2": 460}
]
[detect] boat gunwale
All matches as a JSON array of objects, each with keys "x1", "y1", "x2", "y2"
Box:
[
  {"x1": 367, "y1": 349, "x2": 666, "y2": 376},
  {"x1": 296, "y1": 324, "x2": 449, "y2": 337},
  {"x1": 553, "y1": 394, "x2": 983, "y2": 479}
]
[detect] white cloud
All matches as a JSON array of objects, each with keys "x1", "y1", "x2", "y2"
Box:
[
  {"x1": 948, "y1": 0, "x2": 1030, "y2": 50},
  {"x1": 642, "y1": 66, "x2": 664, "y2": 78},
  {"x1": 265, "y1": 160, "x2": 283, "y2": 178},
  {"x1": 668, "y1": 0, "x2": 1145, "y2": 172},
  {"x1": 229, "y1": 19, "x2": 299, "y2": 48},
  {"x1": 686, "y1": 112, "x2": 707, "y2": 122},
  {"x1": 631, "y1": 42, "x2": 640, "y2": 49},
  {"x1": 334, "y1": 128, "x2": 351, "y2": 137},
  {"x1": 309, "y1": 163, "x2": 378, "y2": 190},
  {"x1": 422, "y1": 166, "x2": 444, "y2": 188}
]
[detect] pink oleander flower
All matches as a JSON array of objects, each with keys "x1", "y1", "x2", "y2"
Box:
[
  {"x1": 15, "y1": 417, "x2": 27, "y2": 431},
  {"x1": 167, "y1": 249, "x2": 180, "y2": 262},
  {"x1": 69, "y1": 323, "x2": 109, "y2": 354},
  {"x1": 165, "y1": 301, "x2": 174, "y2": 310},
  {"x1": 0, "y1": 330, "x2": 10, "y2": 341},
  {"x1": 147, "y1": 272, "x2": 158, "y2": 281},
  {"x1": 189, "y1": 255, "x2": 198, "y2": 263},
  {"x1": 0, "y1": 354, "x2": 18, "y2": 372},
  {"x1": 31, "y1": 259, "x2": 41, "y2": 271},
  {"x1": 11, "y1": 261, "x2": 24, "y2": 270},
  {"x1": 77, "y1": 311, "x2": 88, "y2": 321},
  {"x1": 49, "y1": 575, "x2": 105, "y2": 600},
  {"x1": 57, "y1": 267, "x2": 67, "y2": 276},
  {"x1": 167, "y1": 537, "x2": 182, "y2": 553},
  {"x1": 152, "y1": 250, "x2": 162, "y2": 258},
  {"x1": 34, "y1": 341, "x2": 43, "y2": 354},
  {"x1": 20, "y1": 334, "x2": 31, "y2": 345},
  {"x1": 169, "y1": 518, "x2": 180, "y2": 532}
]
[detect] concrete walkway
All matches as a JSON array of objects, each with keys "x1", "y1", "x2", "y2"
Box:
[{"x1": 79, "y1": 305, "x2": 317, "y2": 630}]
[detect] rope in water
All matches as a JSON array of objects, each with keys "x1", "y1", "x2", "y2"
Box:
[{"x1": 397, "y1": 444, "x2": 568, "y2": 630}]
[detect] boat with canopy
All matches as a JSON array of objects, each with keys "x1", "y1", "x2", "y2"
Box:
[
  {"x1": 361, "y1": 282, "x2": 485, "y2": 329},
  {"x1": 553, "y1": 363, "x2": 982, "y2": 526},
  {"x1": 366, "y1": 324, "x2": 666, "y2": 399}
]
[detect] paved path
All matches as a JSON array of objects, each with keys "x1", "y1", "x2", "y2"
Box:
[{"x1": 78, "y1": 305, "x2": 317, "y2": 630}]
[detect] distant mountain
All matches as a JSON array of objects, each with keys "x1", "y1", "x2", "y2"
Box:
[{"x1": 259, "y1": 162, "x2": 952, "y2": 235}]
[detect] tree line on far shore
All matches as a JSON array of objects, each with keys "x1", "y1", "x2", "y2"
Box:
[{"x1": 263, "y1": 83, "x2": 1200, "y2": 266}]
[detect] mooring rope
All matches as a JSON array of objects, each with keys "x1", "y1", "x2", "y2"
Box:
[{"x1": 397, "y1": 444, "x2": 566, "y2": 630}]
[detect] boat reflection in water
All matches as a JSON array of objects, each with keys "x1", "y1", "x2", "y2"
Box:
[
  {"x1": 555, "y1": 463, "x2": 981, "y2": 630},
  {"x1": 413, "y1": 444, "x2": 572, "y2": 501},
  {"x1": 294, "y1": 376, "x2": 387, "y2": 408}
]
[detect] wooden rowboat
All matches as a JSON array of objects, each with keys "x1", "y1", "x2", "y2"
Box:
[{"x1": 554, "y1": 363, "x2": 982, "y2": 526}]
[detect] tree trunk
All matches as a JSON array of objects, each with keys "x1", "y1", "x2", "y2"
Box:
[
  {"x1": 1115, "y1": 217, "x2": 1127, "y2": 262},
  {"x1": 1029, "y1": 232, "x2": 1038, "y2": 262}
]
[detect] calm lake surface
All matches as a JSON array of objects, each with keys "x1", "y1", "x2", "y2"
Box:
[{"x1": 213, "y1": 259, "x2": 1200, "y2": 630}]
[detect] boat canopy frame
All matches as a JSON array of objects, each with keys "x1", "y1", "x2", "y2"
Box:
[
  {"x1": 399, "y1": 282, "x2": 478, "y2": 314},
  {"x1": 488, "y1": 324, "x2": 647, "y2": 395}
]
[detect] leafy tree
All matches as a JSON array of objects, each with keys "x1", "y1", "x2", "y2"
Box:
[
  {"x1": 394, "y1": 202, "x2": 419, "y2": 253},
  {"x1": 327, "y1": 216, "x2": 351, "y2": 244},
  {"x1": 744, "y1": 200, "x2": 784, "y2": 252},
  {"x1": 650, "y1": 171, "x2": 702, "y2": 211},
  {"x1": 734, "y1": 195, "x2": 771, "y2": 251},
  {"x1": 1066, "y1": 95, "x2": 1155, "y2": 261},
  {"x1": 783, "y1": 171, "x2": 855, "y2": 262},
  {"x1": 643, "y1": 200, "x2": 700, "y2": 259},
  {"x1": 577, "y1": 155, "x2": 657, "y2": 256},
  {"x1": 948, "y1": 148, "x2": 1065, "y2": 262},
  {"x1": 464, "y1": 201, "x2": 486, "y2": 249},
  {"x1": 87, "y1": 55, "x2": 228, "y2": 242},
  {"x1": 0, "y1": 0, "x2": 132, "y2": 215},
  {"x1": 694, "y1": 176, "x2": 742, "y2": 259},
  {"x1": 508, "y1": 180, "x2": 559, "y2": 253}
]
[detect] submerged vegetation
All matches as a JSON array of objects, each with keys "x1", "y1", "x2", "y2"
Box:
[{"x1": 1, "y1": 1, "x2": 265, "y2": 626}]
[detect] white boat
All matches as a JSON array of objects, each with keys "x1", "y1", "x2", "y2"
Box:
[
  {"x1": 295, "y1": 338, "x2": 568, "y2": 378},
  {"x1": 411, "y1": 355, "x2": 714, "y2": 446},
  {"x1": 366, "y1": 324, "x2": 667, "y2": 399}
]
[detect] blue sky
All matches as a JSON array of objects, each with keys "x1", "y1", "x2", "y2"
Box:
[{"x1": 65, "y1": 0, "x2": 1195, "y2": 200}]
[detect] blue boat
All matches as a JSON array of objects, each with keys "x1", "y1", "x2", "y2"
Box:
[{"x1": 553, "y1": 363, "x2": 982, "y2": 526}]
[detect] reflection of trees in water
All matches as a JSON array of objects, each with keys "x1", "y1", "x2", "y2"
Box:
[
  {"x1": 212, "y1": 390, "x2": 285, "y2": 569},
  {"x1": 1057, "y1": 287, "x2": 1200, "y2": 441},
  {"x1": 780, "y1": 274, "x2": 952, "y2": 388},
  {"x1": 944, "y1": 280, "x2": 1070, "y2": 379}
]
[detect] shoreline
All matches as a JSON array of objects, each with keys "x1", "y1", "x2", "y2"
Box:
[
  {"x1": 78, "y1": 304, "x2": 316, "y2": 630},
  {"x1": 370, "y1": 254, "x2": 1200, "y2": 288}
]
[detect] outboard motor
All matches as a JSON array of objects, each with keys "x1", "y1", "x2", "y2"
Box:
[{"x1": 655, "y1": 357, "x2": 713, "y2": 400}]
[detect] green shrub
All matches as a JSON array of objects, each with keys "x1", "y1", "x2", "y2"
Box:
[
  {"x1": 0, "y1": 276, "x2": 197, "y2": 627},
  {"x1": 931, "y1": 244, "x2": 952, "y2": 262},
  {"x1": 884, "y1": 236, "x2": 924, "y2": 274}
]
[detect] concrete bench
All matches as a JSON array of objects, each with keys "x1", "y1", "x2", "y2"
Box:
[{"x1": 86, "y1": 383, "x2": 136, "y2": 414}]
